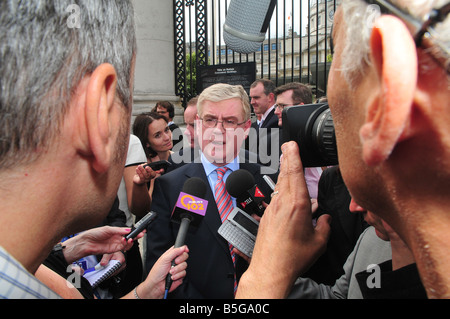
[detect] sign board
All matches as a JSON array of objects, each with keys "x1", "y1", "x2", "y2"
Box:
[{"x1": 197, "y1": 62, "x2": 256, "y2": 94}]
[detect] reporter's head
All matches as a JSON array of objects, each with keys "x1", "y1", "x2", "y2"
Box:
[
  {"x1": 0, "y1": 0, "x2": 137, "y2": 169},
  {"x1": 0, "y1": 0, "x2": 137, "y2": 236},
  {"x1": 328, "y1": 0, "x2": 449, "y2": 217},
  {"x1": 327, "y1": 0, "x2": 450, "y2": 298}
]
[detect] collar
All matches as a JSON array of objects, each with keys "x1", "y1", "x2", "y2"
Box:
[
  {"x1": 261, "y1": 105, "x2": 275, "y2": 122},
  {"x1": 200, "y1": 152, "x2": 239, "y2": 177}
]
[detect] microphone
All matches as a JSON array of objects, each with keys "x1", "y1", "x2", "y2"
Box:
[
  {"x1": 124, "y1": 211, "x2": 157, "y2": 240},
  {"x1": 171, "y1": 177, "x2": 208, "y2": 247},
  {"x1": 225, "y1": 169, "x2": 266, "y2": 217},
  {"x1": 223, "y1": 0, "x2": 277, "y2": 54},
  {"x1": 164, "y1": 177, "x2": 208, "y2": 297}
]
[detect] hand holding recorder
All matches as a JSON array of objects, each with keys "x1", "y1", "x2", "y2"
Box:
[{"x1": 133, "y1": 160, "x2": 172, "y2": 186}]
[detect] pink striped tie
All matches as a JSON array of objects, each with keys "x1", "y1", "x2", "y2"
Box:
[{"x1": 214, "y1": 167, "x2": 237, "y2": 294}]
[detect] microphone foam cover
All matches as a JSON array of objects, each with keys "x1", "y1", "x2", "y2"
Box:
[
  {"x1": 223, "y1": 0, "x2": 275, "y2": 54},
  {"x1": 182, "y1": 177, "x2": 207, "y2": 198},
  {"x1": 225, "y1": 169, "x2": 255, "y2": 198}
]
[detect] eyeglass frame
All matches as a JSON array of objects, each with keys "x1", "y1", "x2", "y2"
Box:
[
  {"x1": 275, "y1": 103, "x2": 302, "y2": 111},
  {"x1": 198, "y1": 117, "x2": 248, "y2": 129},
  {"x1": 329, "y1": 1, "x2": 449, "y2": 75},
  {"x1": 363, "y1": 0, "x2": 449, "y2": 74}
]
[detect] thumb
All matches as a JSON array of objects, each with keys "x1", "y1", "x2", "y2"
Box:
[{"x1": 314, "y1": 214, "x2": 332, "y2": 243}]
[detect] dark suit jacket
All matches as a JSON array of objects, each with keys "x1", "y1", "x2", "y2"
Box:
[
  {"x1": 166, "y1": 146, "x2": 200, "y2": 173},
  {"x1": 260, "y1": 108, "x2": 278, "y2": 129},
  {"x1": 245, "y1": 108, "x2": 281, "y2": 166},
  {"x1": 144, "y1": 156, "x2": 276, "y2": 299},
  {"x1": 304, "y1": 166, "x2": 368, "y2": 285}
]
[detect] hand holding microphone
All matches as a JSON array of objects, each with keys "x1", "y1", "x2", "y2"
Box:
[
  {"x1": 164, "y1": 177, "x2": 208, "y2": 297},
  {"x1": 125, "y1": 211, "x2": 157, "y2": 241}
]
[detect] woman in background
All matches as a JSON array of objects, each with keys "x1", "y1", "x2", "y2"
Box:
[{"x1": 133, "y1": 112, "x2": 173, "y2": 197}]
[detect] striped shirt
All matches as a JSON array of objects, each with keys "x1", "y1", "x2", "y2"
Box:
[{"x1": 0, "y1": 246, "x2": 60, "y2": 299}]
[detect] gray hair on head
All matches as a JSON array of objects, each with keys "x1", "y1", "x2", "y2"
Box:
[
  {"x1": 340, "y1": 0, "x2": 450, "y2": 86},
  {"x1": 197, "y1": 83, "x2": 251, "y2": 121},
  {"x1": 0, "y1": 0, "x2": 136, "y2": 168}
]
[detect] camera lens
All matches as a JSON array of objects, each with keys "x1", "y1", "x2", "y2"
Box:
[
  {"x1": 312, "y1": 108, "x2": 338, "y2": 165},
  {"x1": 282, "y1": 103, "x2": 338, "y2": 167}
]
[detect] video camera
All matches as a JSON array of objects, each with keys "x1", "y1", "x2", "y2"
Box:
[{"x1": 282, "y1": 103, "x2": 338, "y2": 167}]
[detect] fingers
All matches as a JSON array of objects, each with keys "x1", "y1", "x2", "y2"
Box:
[
  {"x1": 269, "y1": 142, "x2": 309, "y2": 218},
  {"x1": 169, "y1": 261, "x2": 188, "y2": 281},
  {"x1": 315, "y1": 214, "x2": 332, "y2": 241},
  {"x1": 135, "y1": 164, "x2": 159, "y2": 183},
  {"x1": 281, "y1": 142, "x2": 307, "y2": 196},
  {"x1": 163, "y1": 245, "x2": 189, "y2": 263},
  {"x1": 99, "y1": 253, "x2": 113, "y2": 266},
  {"x1": 165, "y1": 246, "x2": 189, "y2": 290}
]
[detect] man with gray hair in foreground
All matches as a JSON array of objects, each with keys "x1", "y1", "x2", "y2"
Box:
[
  {"x1": 0, "y1": 0, "x2": 188, "y2": 299},
  {"x1": 237, "y1": 0, "x2": 450, "y2": 299}
]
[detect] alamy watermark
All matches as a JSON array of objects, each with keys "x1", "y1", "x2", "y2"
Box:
[
  {"x1": 366, "y1": 264, "x2": 381, "y2": 289},
  {"x1": 66, "y1": 4, "x2": 81, "y2": 29}
]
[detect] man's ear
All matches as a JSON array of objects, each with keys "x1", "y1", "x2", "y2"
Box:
[
  {"x1": 268, "y1": 92, "x2": 275, "y2": 104},
  {"x1": 359, "y1": 16, "x2": 418, "y2": 166},
  {"x1": 84, "y1": 63, "x2": 118, "y2": 173}
]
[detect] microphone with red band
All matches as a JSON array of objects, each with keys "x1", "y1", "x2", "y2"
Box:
[
  {"x1": 164, "y1": 177, "x2": 208, "y2": 298},
  {"x1": 225, "y1": 169, "x2": 266, "y2": 217}
]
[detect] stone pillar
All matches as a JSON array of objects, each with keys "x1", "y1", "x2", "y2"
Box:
[{"x1": 131, "y1": 0, "x2": 184, "y2": 125}]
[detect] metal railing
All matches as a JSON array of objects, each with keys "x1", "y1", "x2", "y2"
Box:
[{"x1": 174, "y1": 0, "x2": 339, "y2": 107}]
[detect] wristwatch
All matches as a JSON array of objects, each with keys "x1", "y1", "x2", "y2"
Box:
[{"x1": 52, "y1": 243, "x2": 66, "y2": 252}]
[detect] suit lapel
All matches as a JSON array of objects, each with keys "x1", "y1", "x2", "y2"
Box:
[{"x1": 260, "y1": 108, "x2": 276, "y2": 128}]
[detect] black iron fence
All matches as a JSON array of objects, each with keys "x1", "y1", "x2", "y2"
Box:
[{"x1": 174, "y1": 0, "x2": 339, "y2": 107}]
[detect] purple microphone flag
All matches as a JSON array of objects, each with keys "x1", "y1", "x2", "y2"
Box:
[{"x1": 171, "y1": 192, "x2": 208, "y2": 224}]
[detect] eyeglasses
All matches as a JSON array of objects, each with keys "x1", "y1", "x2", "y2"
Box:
[
  {"x1": 275, "y1": 103, "x2": 299, "y2": 111},
  {"x1": 199, "y1": 117, "x2": 247, "y2": 129},
  {"x1": 363, "y1": 0, "x2": 450, "y2": 75}
]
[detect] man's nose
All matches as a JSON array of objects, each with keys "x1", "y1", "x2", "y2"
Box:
[{"x1": 349, "y1": 198, "x2": 366, "y2": 214}]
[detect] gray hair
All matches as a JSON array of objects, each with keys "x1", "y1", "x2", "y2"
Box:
[
  {"x1": 197, "y1": 84, "x2": 251, "y2": 121},
  {"x1": 0, "y1": 0, "x2": 136, "y2": 168},
  {"x1": 340, "y1": 0, "x2": 450, "y2": 86}
]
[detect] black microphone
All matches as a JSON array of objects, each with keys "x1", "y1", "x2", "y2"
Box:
[
  {"x1": 223, "y1": 0, "x2": 277, "y2": 54},
  {"x1": 225, "y1": 169, "x2": 266, "y2": 217},
  {"x1": 164, "y1": 177, "x2": 208, "y2": 297},
  {"x1": 124, "y1": 211, "x2": 157, "y2": 240}
]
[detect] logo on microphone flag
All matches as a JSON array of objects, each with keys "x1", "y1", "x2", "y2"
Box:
[
  {"x1": 254, "y1": 186, "x2": 265, "y2": 198},
  {"x1": 176, "y1": 192, "x2": 208, "y2": 216}
]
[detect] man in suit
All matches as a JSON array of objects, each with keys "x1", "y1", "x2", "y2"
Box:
[
  {"x1": 247, "y1": 79, "x2": 280, "y2": 168},
  {"x1": 249, "y1": 79, "x2": 278, "y2": 130},
  {"x1": 145, "y1": 84, "x2": 275, "y2": 298}
]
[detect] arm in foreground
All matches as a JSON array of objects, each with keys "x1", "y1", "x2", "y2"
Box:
[{"x1": 236, "y1": 142, "x2": 331, "y2": 298}]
